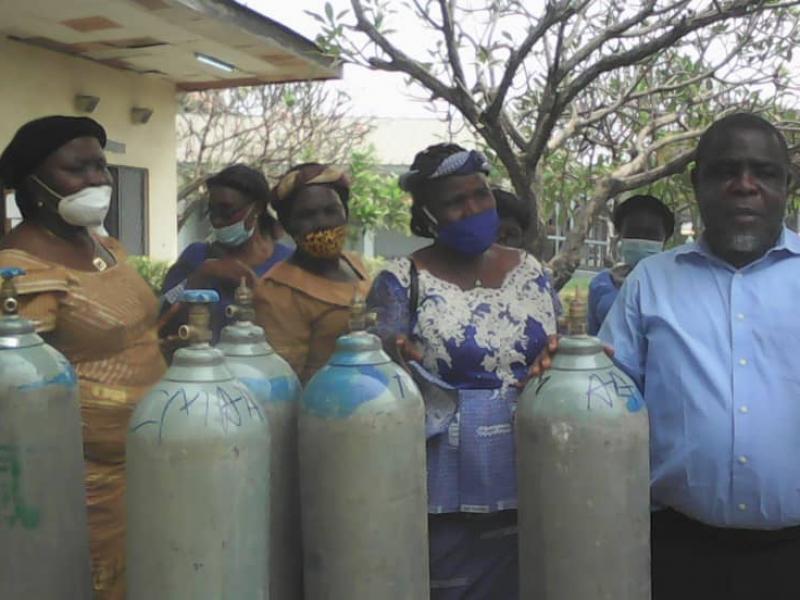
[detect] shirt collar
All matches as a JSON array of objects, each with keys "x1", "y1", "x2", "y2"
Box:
[{"x1": 675, "y1": 226, "x2": 800, "y2": 264}]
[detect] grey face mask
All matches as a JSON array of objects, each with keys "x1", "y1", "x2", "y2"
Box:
[{"x1": 619, "y1": 238, "x2": 663, "y2": 266}]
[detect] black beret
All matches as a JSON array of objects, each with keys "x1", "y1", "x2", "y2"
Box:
[
  {"x1": 0, "y1": 116, "x2": 107, "y2": 188},
  {"x1": 612, "y1": 194, "x2": 675, "y2": 239}
]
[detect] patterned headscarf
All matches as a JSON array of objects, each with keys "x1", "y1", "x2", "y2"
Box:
[
  {"x1": 398, "y1": 148, "x2": 490, "y2": 192},
  {"x1": 401, "y1": 144, "x2": 493, "y2": 238},
  {"x1": 271, "y1": 163, "x2": 350, "y2": 223}
]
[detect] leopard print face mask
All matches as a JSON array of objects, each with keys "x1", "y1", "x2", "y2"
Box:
[{"x1": 297, "y1": 225, "x2": 347, "y2": 259}]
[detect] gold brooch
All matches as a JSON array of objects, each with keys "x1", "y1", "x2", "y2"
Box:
[{"x1": 93, "y1": 257, "x2": 108, "y2": 271}]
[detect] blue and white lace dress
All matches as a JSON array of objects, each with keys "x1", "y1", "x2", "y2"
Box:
[{"x1": 367, "y1": 252, "x2": 557, "y2": 514}]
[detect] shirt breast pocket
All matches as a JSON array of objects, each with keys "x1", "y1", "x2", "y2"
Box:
[{"x1": 752, "y1": 314, "x2": 800, "y2": 387}]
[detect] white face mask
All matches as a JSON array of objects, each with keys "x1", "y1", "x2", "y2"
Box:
[{"x1": 32, "y1": 175, "x2": 111, "y2": 229}]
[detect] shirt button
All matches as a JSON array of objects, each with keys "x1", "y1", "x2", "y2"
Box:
[
  {"x1": 738, "y1": 456, "x2": 748, "y2": 465},
  {"x1": 737, "y1": 313, "x2": 745, "y2": 320},
  {"x1": 739, "y1": 405, "x2": 749, "y2": 414},
  {"x1": 739, "y1": 358, "x2": 748, "y2": 366},
  {"x1": 738, "y1": 503, "x2": 747, "y2": 511}
]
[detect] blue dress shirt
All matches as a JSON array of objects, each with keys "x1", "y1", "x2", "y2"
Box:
[
  {"x1": 599, "y1": 228, "x2": 800, "y2": 529},
  {"x1": 587, "y1": 269, "x2": 619, "y2": 335}
]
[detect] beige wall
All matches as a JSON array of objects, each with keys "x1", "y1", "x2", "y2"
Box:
[{"x1": 0, "y1": 38, "x2": 177, "y2": 260}]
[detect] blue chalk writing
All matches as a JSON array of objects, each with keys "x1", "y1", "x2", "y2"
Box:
[{"x1": 586, "y1": 371, "x2": 641, "y2": 412}]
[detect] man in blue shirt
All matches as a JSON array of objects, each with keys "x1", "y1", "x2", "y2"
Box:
[
  {"x1": 587, "y1": 195, "x2": 674, "y2": 334},
  {"x1": 599, "y1": 113, "x2": 800, "y2": 599}
]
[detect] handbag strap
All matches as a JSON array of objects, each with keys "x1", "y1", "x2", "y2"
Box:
[{"x1": 408, "y1": 258, "x2": 419, "y2": 319}]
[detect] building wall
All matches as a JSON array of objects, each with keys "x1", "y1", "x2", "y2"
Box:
[
  {"x1": 362, "y1": 117, "x2": 481, "y2": 167},
  {"x1": 0, "y1": 38, "x2": 178, "y2": 260}
]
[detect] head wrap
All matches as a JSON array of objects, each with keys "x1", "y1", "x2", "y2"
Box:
[
  {"x1": 399, "y1": 149, "x2": 490, "y2": 192},
  {"x1": 0, "y1": 116, "x2": 107, "y2": 188},
  {"x1": 271, "y1": 163, "x2": 350, "y2": 223},
  {"x1": 612, "y1": 194, "x2": 675, "y2": 239}
]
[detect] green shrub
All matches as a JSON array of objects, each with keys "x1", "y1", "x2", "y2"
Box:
[
  {"x1": 128, "y1": 256, "x2": 170, "y2": 295},
  {"x1": 362, "y1": 255, "x2": 387, "y2": 278}
]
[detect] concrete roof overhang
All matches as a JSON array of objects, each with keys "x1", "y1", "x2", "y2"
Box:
[{"x1": 0, "y1": 0, "x2": 341, "y2": 90}]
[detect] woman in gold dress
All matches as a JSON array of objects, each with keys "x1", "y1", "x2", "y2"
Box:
[
  {"x1": 254, "y1": 163, "x2": 371, "y2": 383},
  {"x1": 0, "y1": 116, "x2": 166, "y2": 599}
]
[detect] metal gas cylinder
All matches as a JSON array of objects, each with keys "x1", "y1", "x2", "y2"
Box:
[
  {"x1": 299, "y1": 297, "x2": 429, "y2": 599},
  {"x1": 516, "y1": 290, "x2": 650, "y2": 600},
  {"x1": 127, "y1": 289, "x2": 269, "y2": 600},
  {"x1": 0, "y1": 267, "x2": 91, "y2": 600},
  {"x1": 218, "y1": 279, "x2": 302, "y2": 600}
]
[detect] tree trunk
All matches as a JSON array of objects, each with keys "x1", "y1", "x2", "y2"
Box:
[{"x1": 547, "y1": 176, "x2": 620, "y2": 289}]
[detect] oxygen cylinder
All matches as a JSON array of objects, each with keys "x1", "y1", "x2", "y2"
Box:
[
  {"x1": 0, "y1": 267, "x2": 91, "y2": 600},
  {"x1": 218, "y1": 279, "x2": 302, "y2": 600},
  {"x1": 127, "y1": 289, "x2": 269, "y2": 600},
  {"x1": 516, "y1": 291, "x2": 650, "y2": 600},
  {"x1": 299, "y1": 298, "x2": 429, "y2": 599}
]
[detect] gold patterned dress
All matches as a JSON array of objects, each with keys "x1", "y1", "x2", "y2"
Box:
[
  {"x1": 253, "y1": 252, "x2": 371, "y2": 384},
  {"x1": 0, "y1": 237, "x2": 166, "y2": 600}
]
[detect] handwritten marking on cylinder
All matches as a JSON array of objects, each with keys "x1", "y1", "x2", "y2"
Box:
[
  {"x1": 534, "y1": 375, "x2": 551, "y2": 395},
  {"x1": 0, "y1": 445, "x2": 40, "y2": 529},
  {"x1": 217, "y1": 387, "x2": 243, "y2": 430},
  {"x1": 180, "y1": 390, "x2": 200, "y2": 414},
  {"x1": 394, "y1": 374, "x2": 406, "y2": 398},
  {"x1": 586, "y1": 371, "x2": 640, "y2": 412},
  {"x1": 129, "y1": 386, "x2": 264, "y2": 441}
]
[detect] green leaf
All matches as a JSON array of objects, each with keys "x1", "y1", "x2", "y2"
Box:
[{"x1": 304, "y1": 10, "x2": 327, "y2": 24}]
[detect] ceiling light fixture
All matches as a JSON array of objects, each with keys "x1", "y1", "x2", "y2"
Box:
[{"x1": 195, "y1": 52, "x2": 235, "y2": 73}]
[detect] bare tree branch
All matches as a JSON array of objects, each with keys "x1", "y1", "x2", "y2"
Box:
[
  {"x1": 482, "y1": 1, "x2": 576, "y2": 125},
  {"x1": 318, "y1": 0, "x2": 800, "y2": 282},
  {"x1": 176, "y1": 83, "x2": 370, "y2": 229}
]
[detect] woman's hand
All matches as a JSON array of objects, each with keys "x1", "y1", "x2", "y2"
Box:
[
  {"x1": 515, "y1": 334, "x2": 560, "y2": 389},
  {"x1": 395, "y1": 334, "x2": 424, "y2": 364},
  {"x1": 188, "y1": 258, "x2": 257, "y2": 289},
  {"x1": 516, "y1": 335, "x2": 614, "y2": 389},
  {"x1": 529, "y1": 334, "x2": 560, "y2": 378},
  {"x1": 386, "y1": 334, "x2": 424, "y2": 372}
]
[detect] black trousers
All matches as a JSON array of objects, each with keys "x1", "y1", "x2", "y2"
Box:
[{"x1": 652, "y1": 509, "x2": 800, "y2": 600}]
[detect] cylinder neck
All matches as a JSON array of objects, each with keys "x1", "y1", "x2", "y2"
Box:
[
  {"x1": 565, "y1": 288, "x2": 588, "y2": 336},
  {"x1": 179, "y1": 303, "x2": 213, "y2": 345},
  {"x1": 348, "y1": 292, "x2": 378, "y2": 333},
  {"x1": 228, "y1": 277, "x2": 256, "y2": 323},
  {"x1": 1, "y1": 273, "x2": 20, "y2": 316}
]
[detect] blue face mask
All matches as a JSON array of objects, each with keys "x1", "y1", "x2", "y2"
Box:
[
  {"x1": 213, "y1": 208, "x2": 254, "y2": 247},
  {"x1": 619, "y1": 238, "x2": 663, "y2": 266},
  {"x1": 430, "y1": 208, "x2": 500, "y2": 256}
]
